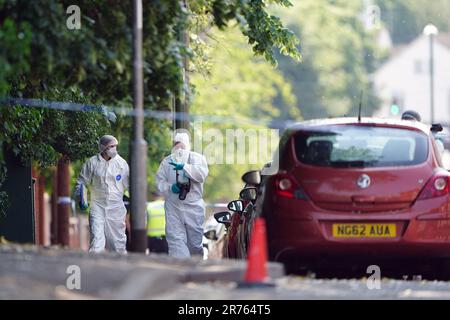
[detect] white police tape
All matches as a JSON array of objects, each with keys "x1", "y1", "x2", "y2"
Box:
[
  {"x1": 205, "y1": 203, "x2": 228, "y2": 209},
  {"x1": 0, "y1": 97, "x2": 295, "y2": 129}
]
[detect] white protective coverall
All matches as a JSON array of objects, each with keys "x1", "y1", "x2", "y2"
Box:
[
  {"x1": 156, "y1": 134, "x2": 209, "y2": 258},
  {"x1": 75, "y1": 153, "x2": 129, "y2": 253}
]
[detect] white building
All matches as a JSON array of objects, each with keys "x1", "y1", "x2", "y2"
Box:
[{"x1": 373, "y1": 33, "x2": 450, "y2": 125}]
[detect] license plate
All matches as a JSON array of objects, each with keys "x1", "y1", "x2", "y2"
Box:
[{"x1": 332, "y1": 224, "x2": 397, "y2": 238}]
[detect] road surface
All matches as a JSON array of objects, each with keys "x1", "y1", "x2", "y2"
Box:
[{"x1": 1, "y1": 244, "x2": 450, "y2": 300}]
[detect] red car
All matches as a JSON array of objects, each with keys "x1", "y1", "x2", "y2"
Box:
[
  {"x1": 257, "y1": 118, "x2": 450, "y2": 271},
  {"x1": 219, "y1": 193, "x2": 256, "y2": 259},
  {"x1": 224, "y1": 206, "x2": 242, "y2": 259},
  {"x1": 214, "y1": 172, "x2": 261, "y2": 259},
  {"x1": 211, "y1": 197, "x2": 246, "y2": 259}
]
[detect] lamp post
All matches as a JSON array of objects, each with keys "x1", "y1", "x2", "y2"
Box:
[
  {"x1": 130, "y1": 0, "x2": 148, "y2": 253},
  {"x1": 423, "y1": 24, "x2": 438, "y2": 124}
]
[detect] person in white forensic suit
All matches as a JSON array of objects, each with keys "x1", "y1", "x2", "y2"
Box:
[
  {"x1": 74, "y1": 135, "x2": 129, "y2": 253},
  {"x1": 156, "y1": 132, "x2": 209, "y2": 258}
]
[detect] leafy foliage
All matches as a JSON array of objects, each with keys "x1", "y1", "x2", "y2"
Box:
[
  {"x1": 0, "y1": 0, "x2": 301, "y2": 209},
  {"x1": 272, "y1": 0, "x2": 382, "y2": 120},
  {"x1": 193, "y1": 0, "x2": 301, "y2": 66},
  {"x1": 191, "y1": 28, "x2": 299, "y2": 201},
  {"x1": 376, "y1": 0, "x2": 450, "y2": 44}
]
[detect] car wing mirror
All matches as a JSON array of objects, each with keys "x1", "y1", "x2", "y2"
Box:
[
  {"x1": 239, "y1": 187, "x2": 258, "y2": 201},
  {"x1": 241, "y1": 170, "x2": 261, "y2": 185},
  {"x1": 227, "y1": 200, "x2": 244, "y2": 212},
  {"x1": 214, "y1": 211, "x2": 231, "y2": 225}
]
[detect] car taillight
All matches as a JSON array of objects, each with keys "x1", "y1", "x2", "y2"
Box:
[
  {"x1": 274, "y1": 174, "x2": 308, "y2": 200},
  {"x1": 417, "y1": 173, "x2": 450, "y2": 200}
]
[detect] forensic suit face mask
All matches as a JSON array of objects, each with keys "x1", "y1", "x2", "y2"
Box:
[
  {"x1": 171, "y1": 146, "x2": 189, "y2": 164},
  {"x1": 106, "y1": 146, "x2": 118, "y2": 159}
]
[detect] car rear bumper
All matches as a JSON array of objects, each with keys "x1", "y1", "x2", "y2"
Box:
[
  {"x1": 269, "y1": 237, "x2": 450, "y2": 261},
  {"x1": 265, "y1": 196, "x2": 450, "y2": 261}
]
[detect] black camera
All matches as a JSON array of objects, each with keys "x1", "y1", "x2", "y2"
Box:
[
  {"x1": 177, "y1": 182, "x2": 190, "y2": 200},
  {"x1": 176, "y1": 170, "x2": 191, "y2": 201}
]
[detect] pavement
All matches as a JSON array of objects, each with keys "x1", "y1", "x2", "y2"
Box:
[
  {"x1": 2, "y1": 244, "x2": 450, "y2": 300},
  {"x1": 155, "y1": 275, "x2": 450, "y2": 300},
  {"x1": 0, "y1": 244, "x2": 284, "y2": 299}
]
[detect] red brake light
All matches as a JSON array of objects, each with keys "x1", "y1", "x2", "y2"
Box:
[{"x1": 417, "y1": 174, "x2": 450, "y2": 200}]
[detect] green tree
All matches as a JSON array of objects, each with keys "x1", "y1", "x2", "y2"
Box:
[
  {"x1": 191, "y1": 28, "x2": 299, "y2": 202},
  {"x1": 375, "y1": 0, "x2": 450, "y2": 44},
  {"x1": 273, "y1": 0, "x2": 382, "y2": 120},
  {"x1": 0, "y1": 0, "x2": 301, "y2": 210}
]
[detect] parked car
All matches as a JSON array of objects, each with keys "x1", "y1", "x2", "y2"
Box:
[
  {"x1": 434, "y1": 125, "x2": 450, "y2": 150},
  {"x1": 234, "y1": 171, "x2": 262, "y2": 258},
  {"x1": 212, "y1": 171, "x2": 261, "y2": 259},
  {"x1": 227, "y1": 187, "x2": 258, "y2": 259},
  {"x1": 212, "y1": 210, "x2": 233, "y2": 258},
  {"x1": 255, "y1": 117, "x2": 450, "y2": 271},
  {"x1": 202, "y1": 215, "x2": 226, "y2": 260}
]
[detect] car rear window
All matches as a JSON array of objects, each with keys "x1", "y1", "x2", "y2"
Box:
[{"x1": 293, "y1": 125, "x2": 429, "y2": 168}]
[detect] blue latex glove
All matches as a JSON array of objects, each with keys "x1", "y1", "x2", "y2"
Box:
[
  {"x1": 171, "y1": 183, "x2": 181, "y2": 194},
  {"x1": 169, "y1": 161, "x2": 184, "y2": 171},
  {"x1": 78, "y1": 184, "x2": 89, "y2": 211}
]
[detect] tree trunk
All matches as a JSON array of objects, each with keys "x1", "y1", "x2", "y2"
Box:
[
  {"x1": 50, "y1": 169, "x2": 58, "y2": 245},
  {"x1": 57, "y1": 156, "x2": 71, "y2": 246}
]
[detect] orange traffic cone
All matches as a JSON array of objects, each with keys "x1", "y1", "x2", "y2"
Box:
[{"x1": 237, "y1": 217, "x2": 275, "y2": 288}]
